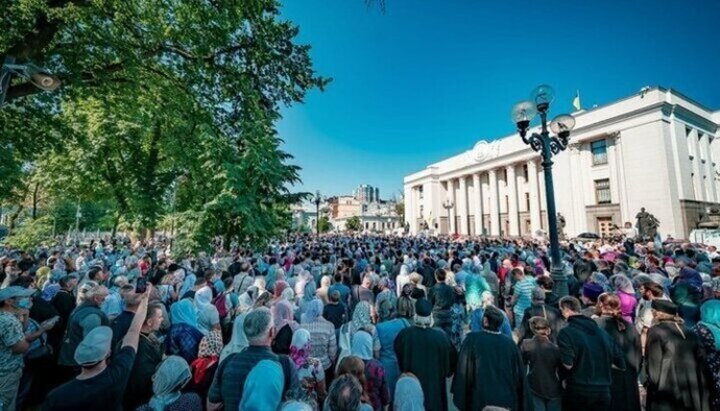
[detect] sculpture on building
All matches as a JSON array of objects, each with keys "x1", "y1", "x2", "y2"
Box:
[
  {"x1": 557, "y1": 213, "x2": 566, "y2": 240},
  {"x1": 635, "y1": 207, "x2": 660, "y2": 239}
]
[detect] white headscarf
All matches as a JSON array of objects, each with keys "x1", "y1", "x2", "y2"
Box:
[
  {"x1": 148, "y1": 356, "x2": 191, "y2": 411},
  {"x1": 394, "y1": 374, "x2": 425, "y2": 411},
  {"x1": 220, "y1": 313, "x2": 248, "y2": 363},
  {"x1": 194, "y1": 286, "x2": 218, "y2": 335}
]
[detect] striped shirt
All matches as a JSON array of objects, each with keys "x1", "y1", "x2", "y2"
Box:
[
  {"x1": 513, "y1": 276, "x2": 537, "y2": 320},
  {"x1": 300, "y1": 318, "x2": 338, "y2": 370}
]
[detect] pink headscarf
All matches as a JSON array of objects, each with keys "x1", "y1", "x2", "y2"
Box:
[{"x1": 272, "y1": 300, "x2": 298, "y2": 331}]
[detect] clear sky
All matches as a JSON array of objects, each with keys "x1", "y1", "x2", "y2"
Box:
[{"x1": 277, "y1": 0, "x2": 720, "y2": 201}]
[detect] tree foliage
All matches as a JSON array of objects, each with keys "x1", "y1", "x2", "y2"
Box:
[
  {"x1": 345, "y1": 216, "x2": 362, "y2": 232},
  {"x1": 1, "y1": 0, "x2": 329, "y2": 250}
]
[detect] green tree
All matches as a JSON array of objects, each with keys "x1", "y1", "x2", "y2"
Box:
[
  {"x1": 2, "y1": 0, "x2": 329, "y2": 249},
  {"x1": 318, "y1": 216, "x2": 332, "y2": 233},
  {"x1": 346, "y1": 216, "x2": 362, "y2": 232}
]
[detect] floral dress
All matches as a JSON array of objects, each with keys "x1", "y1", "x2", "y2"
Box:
[
  {"x1": 695, "y1": 323, "x2": 720, "y2": 409},
  {"x1": 296, "y1": 357, "x2": 325, "y2": 402}
]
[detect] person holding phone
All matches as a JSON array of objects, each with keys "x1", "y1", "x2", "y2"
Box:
[{"x1": 0, "y1": 286, "x2": 57, "y2": 411}]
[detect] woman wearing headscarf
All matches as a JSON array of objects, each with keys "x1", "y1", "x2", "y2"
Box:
[
  {"x1": 239, "y1": 360, "x2": 285, "y2": 411},
  {"x1": 136, "y1": 355, "x2": 202, "y2": 411},
  {"x1": 595, "y1": 293, "x2": 641, "y2": 411},
  {"x1": 394, "y1": 373, "x2": 425, "y2": 411},
  {"x1": 376, "y1": 298, "x2": 412, "y2": 402},
  {"x1": 395, "y1": 265, "x2": 411, "y2": 298},
  {"x1": 238, "y1": 285, "x2": 259, "y2": 313},
  {"x1": 219, "y1": 313, "x2": 248, "y2": 363},
  {"x1": 670, "y1": 282, "x2": 702, "y2": 327},
  {"x1": 300, "y1": 298, "x2": 337, "y2": 376},
  {"x1": 167, "y1": 299, "x2": 204, "y2": 364},
  {"x1": 675, "y1": 266, "x2": 704, "y2": 292},
  {"x1": 290, "y1": 329, "x2": 327, "y2": 403},
  {"x1": 194, "y1": 286, "x2": 220, "y2": 335},
  {"x1": 317, "y1": 275, "x2": 332, "y2": 304},
  {"x1": 348, "y1": 301, "x2": 381, "y2": 359},
  {"x1": 272, "y1": 299, "x2": 300, "y2": 355},
  {"x1": 611, "y1": 274, "x2": 638, "y2": 323},
  {"x1": 297, "y1": 280, "x2": 318, "y2": 322},
  {"x1": 188, "y1": 324, "x2": 223, "y2": 401},
  {"x1": 351, "y1": 330, "x2": 390, "y2": 410},
  {"x1": 696, "y1": 299, "x2": 720, "y2": 409}
]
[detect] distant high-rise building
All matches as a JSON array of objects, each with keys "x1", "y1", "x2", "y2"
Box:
[{"x1": 354, "y1": 184, "x2": 380, "y2": 204}]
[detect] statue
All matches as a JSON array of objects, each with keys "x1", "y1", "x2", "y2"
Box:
[
  {"x1": 557, "y1": 213, "x2": 566, "y2": 240},
  {"x1": 636, "y1": 207, "x2": 660, "y2": 239}
]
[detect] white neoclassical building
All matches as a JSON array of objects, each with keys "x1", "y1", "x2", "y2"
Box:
[{"x1": 404, "y1": 87, "x2": 720, "y2": 239}]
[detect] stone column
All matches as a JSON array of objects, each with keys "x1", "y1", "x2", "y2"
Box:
[
  {"x1": 527, "y1": 159, "x2": 541, "y2": 234},
  {"x1": 488, "y1": 169, "x2": 500, "y2": 236},
  {"x1": 702, "y1": 133, "x2": 717, "y2": 202},
  {"x1": 472, "y1": 173, "x2": 483, "y2": 235},
  {"x1": 458, "y1": 176, "x2": 469, "y2": 235},
  {"x1": 448, "y1": 180, "x2": 457, "y2": 234},
  {"x1": 506, "y1": 164, "x2": 520, "y2": 236}
]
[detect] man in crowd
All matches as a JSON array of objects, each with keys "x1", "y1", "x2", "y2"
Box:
[
  {"x1": 394, "y1": 298, "x2": 456, "y2": 411},
  {"x1": 43, "y1": 284, "x2": 151, "y2": 411},
  {"x1": 207, "y1": 307, "x2": 298, "y2": 411},
  {"x1": 557, "y1": 296, "x2": 626, "y2": 410},
  {"x1": 453, "y1": 306, "x2": 531, "y2": 410}
]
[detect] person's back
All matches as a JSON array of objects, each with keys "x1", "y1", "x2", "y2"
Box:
[
  {"x1": 323, "y1": 300, "x2": 347, "y2": 329},
  {"x1": 557, "y1": 296, "x2": 624, "y2": 410},
  {"x1": 522, "y1": 336, "x2": 562, "y2": 398},
  {"x1": 43, "y1": 345, "x2": 135, "y2": 411},
  {"x1": 58, "y1": 291, "x2": 109, "y2": 367}
]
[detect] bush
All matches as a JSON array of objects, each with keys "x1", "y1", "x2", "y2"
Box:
[{"x1": 4, "y1": 216, "x2": 54, "y2": 250}]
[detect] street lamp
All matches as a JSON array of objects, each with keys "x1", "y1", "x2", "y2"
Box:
[
  {"x1": 511, "y1": 85, "x2": 576, "y2": 298},
  {"x1": 0, "y1": 56, "x2": 61, "y2": 105},
  {"x1": 314, "y1": 190, "x2": 322, "y2": 236},
  {"x1": 442, "y1": 198, "x2": 454, "y2": 235}
]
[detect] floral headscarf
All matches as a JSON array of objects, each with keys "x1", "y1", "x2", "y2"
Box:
[
  {"x1": 289, "y1": 328, "x2": 312, "y2": 368},
  {"x1": 352, "y1": 301, "x2": 373, "y2": 330}
]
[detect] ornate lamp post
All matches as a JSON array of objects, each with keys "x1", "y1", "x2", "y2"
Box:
[
  {"x1": 511, "y1": 85, "x2": 576, "y2": 298},
  {"x1": 442, "y1": 198, "x2": 454, "y2": 235},
  {"x1": 314, "y1": 190, "x2": 322, "y2": 236},
  {"x1": 1, "y1": 56, "x2": 61, "y2": 105}
]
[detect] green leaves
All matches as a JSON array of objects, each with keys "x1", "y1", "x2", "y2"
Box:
[{"x1": 1, "y1": 0, "x2": 327, "y2": 250}]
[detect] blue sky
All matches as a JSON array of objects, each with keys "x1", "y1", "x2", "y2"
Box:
[{"x1": 277, "y1": 0, "x2": 720, "y2": 201}]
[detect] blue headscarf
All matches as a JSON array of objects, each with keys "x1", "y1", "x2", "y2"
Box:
[
  {"x1": 170, "y1": 299, "x2": 198, "y2": 329},
  {"x1": 676, "y1": 267, "x2": 703, "y2": 292},
  {"x1": 700, "y1": 300, "x2": 720, "y2": 350},
  {"x1": 239, "y1": 360, "x2": 284, "y2": 411}
]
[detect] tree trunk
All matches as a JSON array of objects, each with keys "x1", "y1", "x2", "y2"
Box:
[
  {"x1": 8, "y1": 205, "x2": 24, "y2": 232},
  {"x1": 32, "y1": 182, "x2": 40, "y2": 219}
]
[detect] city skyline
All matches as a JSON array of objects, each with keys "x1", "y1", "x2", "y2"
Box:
[{"x1": 278, "y1": 0, "x2": 720, "y2": 199}]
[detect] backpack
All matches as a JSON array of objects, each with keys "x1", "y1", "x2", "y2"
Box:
[{"x1": 213, "y1": 291, "x2": 229, "y2": 319}]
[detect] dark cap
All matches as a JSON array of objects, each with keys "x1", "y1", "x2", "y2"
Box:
[
  {"x1": 415, "y1": 298, "x2": 432, "y2": 317},
  {"x1": 582, "y1": 282, "x2": 604, "y2": 302},
  {"x1": 651, "y1": 299, "x2": 678, "y2": 316}
]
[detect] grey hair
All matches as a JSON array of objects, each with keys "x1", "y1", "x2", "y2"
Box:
[
  {"x1": 326, "y1": 374, "x2": 362, "y2": 411},
  {"x1": 281, "y1": 400, "x2": 315, "y2": 411},
  {"x1": 413, "y1": 313, "x2": 434, "y2": 328},
  {"x1": 243, "y1": 307, "x2": 274, "y2": 344}
]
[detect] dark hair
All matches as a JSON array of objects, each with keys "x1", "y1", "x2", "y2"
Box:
[
  {"x1": 145, "y1": 303, "x2": 163, "y2": 323},
  {"x1": 511, "y1": 267, "x2": 524, "y2": 278},
  {"x1": 558, "y1": 296, "x2": 582, "y2": 313},
  {"x1": 529, "y1": 316, "x2": 551, "y2": 336},
  {"x1": 397, "y1": 295, "x2": 414, "y2": 318},
  {"x1": 434, "y1": 268, "x2": 447, "y2": 282},
  {"x1": 483, "y1": 306, "x2": 505, "y2": 332},
  {"x1": 642, "y1": 282, "x2": 664, "y2": 298},
  {"x1": 327, "y1": 374, "x2": 363, "y2": 411},
  {"x1": 87, "y1": 267, "x2": 103, "y2": 281},
  {"x1": 329, "y1": 290, "x2": 340, "y2": 303},
  {"x1": 10, "y1": 276, "x2": 34, "y2": 288},
  {"x1": 536, "y1": 275, "x2": 554, "y2": 290},
  {"x1": 59, "y1": 276, "x2": 74, "y2": 288}
]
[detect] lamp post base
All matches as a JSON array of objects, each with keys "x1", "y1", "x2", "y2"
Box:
[{"x1": 550, "y1": 264, "x2": 568, "y2": 299}]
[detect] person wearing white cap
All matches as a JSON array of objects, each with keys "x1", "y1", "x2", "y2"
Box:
[
  {"x1": 43, "y1": 284, "x2": 152, "y2": 411},
  {"x1": 0, "y1": 286, "x2": 55, "y2": 411}
]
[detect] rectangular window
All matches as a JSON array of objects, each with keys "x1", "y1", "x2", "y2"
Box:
[
  {"x1": 595, "y1": 179, "x2": 611, "y2": 204},
  {"x1": 523, "y1": 164, "x2": 529, "y2": 181},
  {"x1": 418, "y1": 186, "x2": 424, "y2": 200},
  {"x1": 419, "y1": 205, "x2": 424, "y2": 218},
  {"x1": 591, "y1": 139, "x2": 608, "y2": 165},
  {"x1": 525, "y1": 193, "x2": 530, "y2": 211}
]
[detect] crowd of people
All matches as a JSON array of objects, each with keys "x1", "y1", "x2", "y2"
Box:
[{"x1": 0, "y1": 232, "x2": 719, "y2": 411}]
